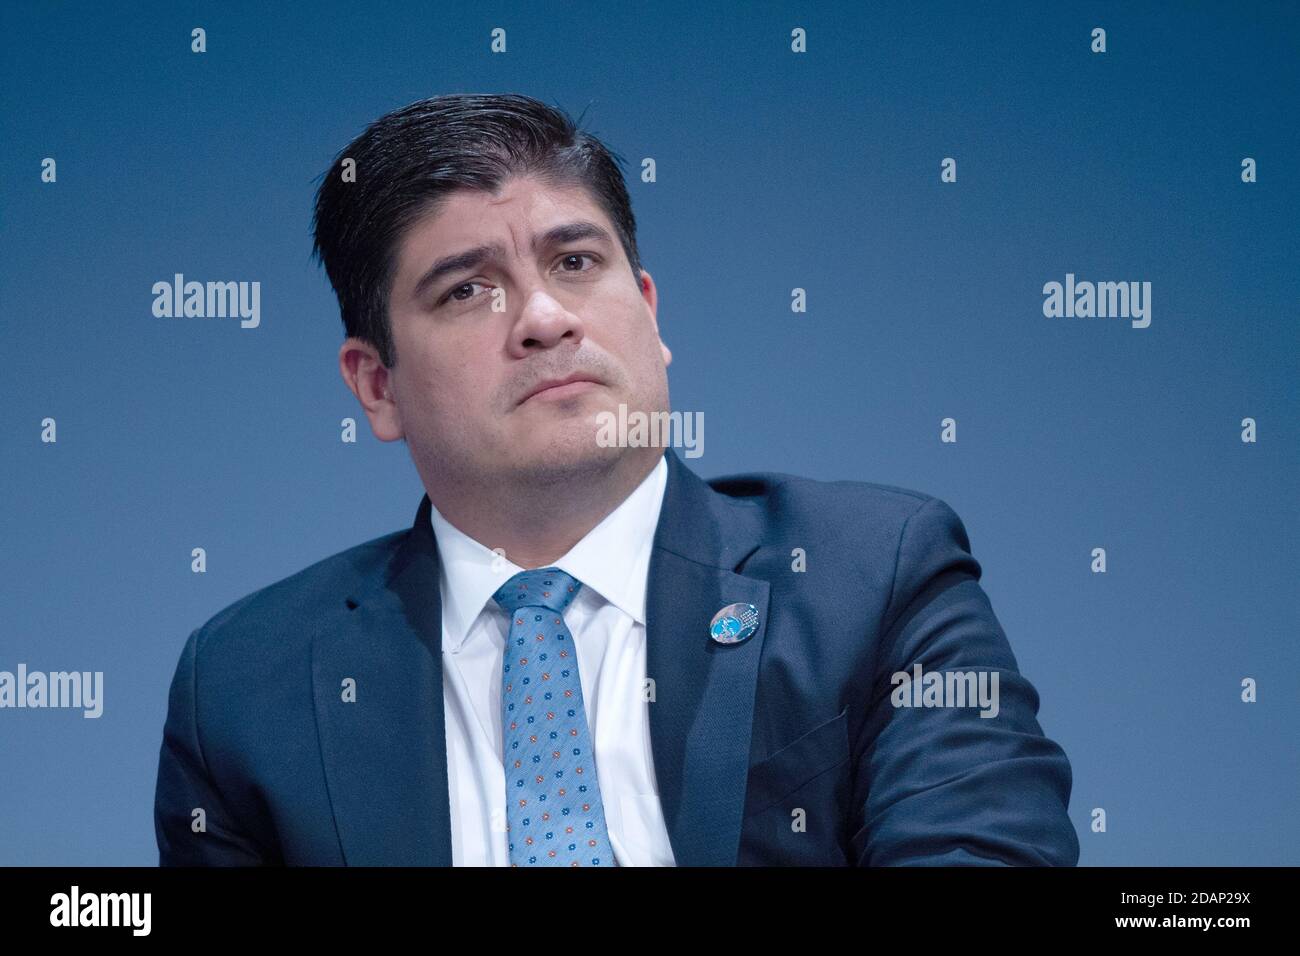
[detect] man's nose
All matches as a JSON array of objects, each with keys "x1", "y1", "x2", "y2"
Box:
[{"x1": 507, "y1": 288, "x2": 585, "y2": 356}]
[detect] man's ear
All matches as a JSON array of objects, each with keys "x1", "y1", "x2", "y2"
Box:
[
  {"x1": 338, "y1": 337, "x2": 404, "y2": 442},
  {"x1": 639, "y1": 269, "x2": 671, "y2": 366}
]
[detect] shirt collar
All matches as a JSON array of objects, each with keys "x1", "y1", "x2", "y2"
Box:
[{"x1": 428, "y1": 454, "x2": 669, "y2": 653}]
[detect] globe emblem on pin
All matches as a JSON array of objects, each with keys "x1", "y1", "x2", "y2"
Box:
[{"x1": 710, "y1": 603, "x2": 760, "y2": 645}]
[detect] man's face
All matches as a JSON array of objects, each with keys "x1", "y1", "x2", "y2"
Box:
[{"x1": 354, "y1": 175, "x2": 671, "y2": 489}]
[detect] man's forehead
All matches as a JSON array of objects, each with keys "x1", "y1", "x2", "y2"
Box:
[{"x1": 411, "y1": 178, "x2": 606, "y2": 242}]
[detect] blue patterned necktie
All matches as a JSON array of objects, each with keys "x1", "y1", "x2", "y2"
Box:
[{"x1": 492, "y1": 567, "x2": 615, "y2": 866}]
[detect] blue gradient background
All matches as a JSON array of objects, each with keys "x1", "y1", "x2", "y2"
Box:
[{"x1": 1, "y1": 0, "x2": 1296, "y2": 865}]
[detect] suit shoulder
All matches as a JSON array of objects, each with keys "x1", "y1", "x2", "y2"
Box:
[
  {"x1": 188, "y1": 526, "x2": 407, "y2": 660},
  {"x1": 707, "y1": 466, "x2": 948, "y2": 528},
  {"x1": 705, "y1": 467, "x2": 977, "y2": 571}
]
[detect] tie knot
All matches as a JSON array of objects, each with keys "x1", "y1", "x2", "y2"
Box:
[{"x1": 491, "y1": 567, "x2": 583, "y2": 614}]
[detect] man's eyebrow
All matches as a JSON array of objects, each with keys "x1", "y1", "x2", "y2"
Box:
[{"x1": 409, "y1": 220, "x2": 616, "y2": 301}]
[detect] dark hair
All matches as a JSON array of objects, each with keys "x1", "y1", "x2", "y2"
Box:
[{"x1": 310, "y1": 93, "x2": 643, "y2": 369}]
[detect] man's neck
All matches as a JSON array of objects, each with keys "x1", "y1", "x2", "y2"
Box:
[{"x1": 427, "y1": 449, "x2": 663, "y2": 569}]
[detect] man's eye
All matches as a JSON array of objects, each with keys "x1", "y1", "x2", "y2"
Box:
[
  {"x1": 441, "y1": 256, "x2": 597, "y2": 305},
  {"x1": 444, "y1": 281, "x2": 486, "y2": 304},
  {"x1": 557, "y1": 253, "x2": 598, "y2": 272}
]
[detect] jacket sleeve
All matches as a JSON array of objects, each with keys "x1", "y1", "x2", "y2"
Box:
[
  {"x1": 853, "y1": 496, "x2": 1080, "y2": 866},
  {"x1": 154, "y1": 627, "x2": 270, "y2": 865}
]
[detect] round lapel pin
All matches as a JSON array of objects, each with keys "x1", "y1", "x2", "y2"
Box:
[{"x1": 710, "y1": 603, "x2": 760, "y2": 645}]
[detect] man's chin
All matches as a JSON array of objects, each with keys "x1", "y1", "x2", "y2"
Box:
[{"x1": 505, "y1": 427, "x2": 623, "y2": 484}]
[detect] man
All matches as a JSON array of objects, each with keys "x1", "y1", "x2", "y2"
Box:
[{"x1": 154, "y1": 93, "x2": 1079, "y2": 866}]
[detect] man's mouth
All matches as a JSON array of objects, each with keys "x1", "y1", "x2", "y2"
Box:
[{"x1": 518, "y1": 374, "x2": 603, "y2": 405}]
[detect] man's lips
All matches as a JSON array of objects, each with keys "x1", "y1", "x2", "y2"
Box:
[{"x1": 518, "y1": 374, "x2": 603, "y2": 405}]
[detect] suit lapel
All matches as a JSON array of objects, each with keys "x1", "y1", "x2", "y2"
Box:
[
  {"x1": 312, "y1": 495, "x2": 453, "y2": 865},
  {"x1": 311, "y1": 449, "x2": 768, "y2": 867},
  {"x1": 646, "y1": 450, "x2": 770, "y2": 866}
]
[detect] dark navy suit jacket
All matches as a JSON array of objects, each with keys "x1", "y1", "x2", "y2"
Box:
[{"x1": 154, "y1": 448, "x2": 1079, "y2": 866}]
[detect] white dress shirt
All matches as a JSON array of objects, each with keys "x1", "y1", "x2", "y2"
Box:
[{"x1": 430, "y1": 454, "x2": 677, "y2": 866}]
